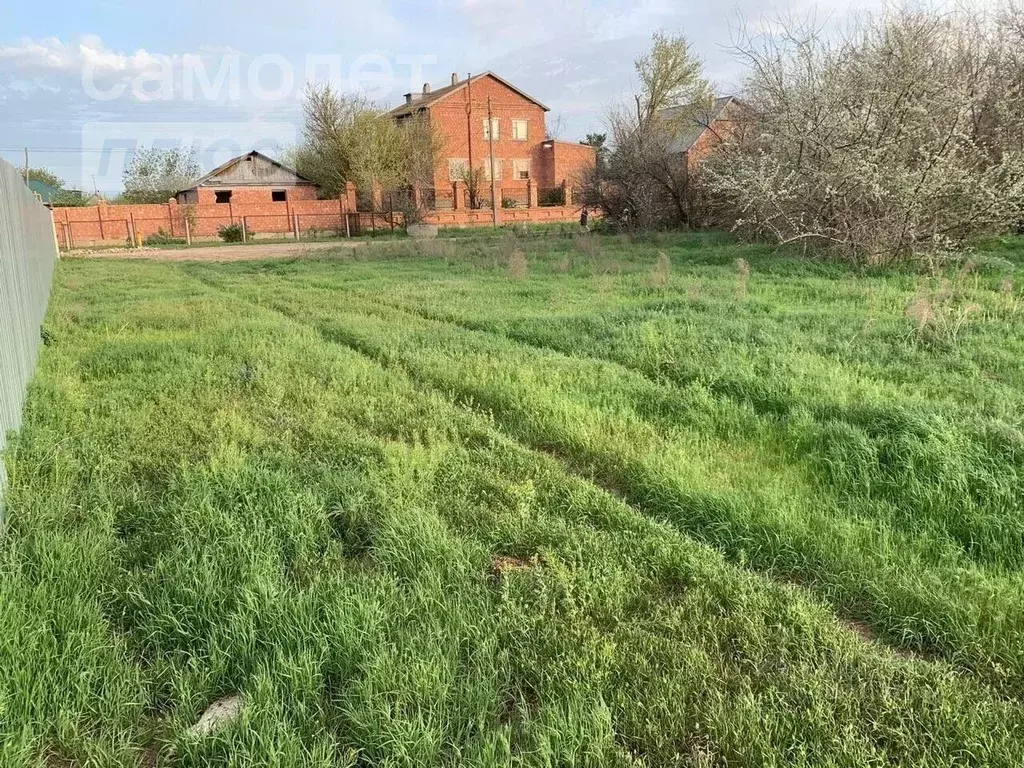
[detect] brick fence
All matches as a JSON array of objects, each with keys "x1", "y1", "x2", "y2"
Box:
[{"x1": 51, "y1": 180, "x2": 585, "y2": 248}]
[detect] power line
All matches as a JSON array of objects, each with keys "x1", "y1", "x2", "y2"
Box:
[
  {"x1": 0, "y1": 147, "x2": 135, "y2": 153},
  {"x1": 0, "y1": 145, "x2": 285, "y2": 153}
]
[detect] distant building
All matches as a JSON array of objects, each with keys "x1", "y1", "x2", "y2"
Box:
[
  {"x1": 175, "y1": 151, "x2": 319, "y2": 205},
  {"x1": 25, "y1": 179, "x2": 92, "y2": 208},
  {"x1": 661, "y1": 96, "x2": 751, "y2": 166},
  {"x1": 389, "y1": 72, "x2": 596, "y2": 200},
  {"x1": 26, "y1": 179, "x2": 60, "y2": 204}
]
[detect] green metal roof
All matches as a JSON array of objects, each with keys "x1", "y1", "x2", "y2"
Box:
[{"x1": 27, "y1": 178, "x2": 60, "y2": 203}]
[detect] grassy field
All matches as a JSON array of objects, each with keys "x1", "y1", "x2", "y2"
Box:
[{"x1": 2, "y1": 232, "x2": 1024, "y2": 766}]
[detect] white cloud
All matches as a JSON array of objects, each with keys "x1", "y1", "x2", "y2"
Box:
[
  {"x1": 564, "y1": 77, "x2": 606, "y2": 93},
  {"x1": 589, "y1": 0, "x2": 676, "y2": 41},
  {"x1": 455, "y1": 0, "x2": 588, "y2": 59},
  {"x1": 0, "y1": 0, "x2": 896, "y2": 189},
  {"x1": 0, "y1": 35, "x2": 178, "y2": 78}
]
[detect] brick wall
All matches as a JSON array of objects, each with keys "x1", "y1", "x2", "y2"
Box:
[
  {"x1": 425, "y1": 205, "x2": 586, "y2": 227},
  {"x1": 52, "y1": 197, "x2": 354, "y2": 247},
  {"x1": 687, "y1": 99, "x2": 751, "y2": 167},
  {"x1": 427, "y1": 76, "x2": 551, "y2": 192},
  {"x1": 547, "y1": 141, "x2": 597, "y2": 187},
  {"x1": 190, "y1": 186, "x2": 319, "y2": 205},
  {"x1": 51, "y1": 181, "x2": 586, "y2": 248}
]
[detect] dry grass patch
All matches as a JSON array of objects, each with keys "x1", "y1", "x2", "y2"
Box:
[{"x1": 651, "y1": 252, "x2": 671, "y2": 288}]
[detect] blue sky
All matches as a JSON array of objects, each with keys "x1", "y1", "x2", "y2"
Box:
[{"x1": 0, "y1": 0, "x2": 883, "y2": 193}]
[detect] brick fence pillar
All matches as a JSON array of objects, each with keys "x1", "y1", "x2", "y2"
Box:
[
  {"x1": 527, "y1": 180, "x2": 537, "y2": 208},
  {"x1": 371, "y1": 180, "x2": 383, "y2": 211},
  {"x1": 563, "y1": 181, "x2": 573, "y2": 208},
  {"x1": 452, "y1": 181, "x2": 464, "y2": 210},
  {"x1": 344, "y1": 181, "x2": 358, "y2": 212}
]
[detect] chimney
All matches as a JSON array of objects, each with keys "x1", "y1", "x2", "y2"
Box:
[
  {"x1": 423, "y1": 82, "x2": 431, "y2": 94},
  {"x1": 451, "y1": 72, "x2": 459, "y2": 86},
  {"x1": 405, "y1": 93, "x2": 413, "y2": 105}
]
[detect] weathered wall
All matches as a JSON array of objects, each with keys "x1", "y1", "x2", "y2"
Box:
[
  {"x1": 189, "y1": 186, "x2": 319, "y2": 205},
  {"x1": 203, "y1": 153, "x2": 307, "y2": 186},
  {"x1": 0, "y1": 158, "x2": 59, "y2": 515}
]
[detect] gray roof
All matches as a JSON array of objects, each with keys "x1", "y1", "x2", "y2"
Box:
[
  {"x1": 662, "y1": 96, "x2": 738, "y2": 154},
  {"x1": 389, "y1": 72, "x2": 550, "y2": 118}
]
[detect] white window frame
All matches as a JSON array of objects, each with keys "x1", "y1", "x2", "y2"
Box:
[
  {"x1": 448, "y1": 158, "x2": 469, "y2": 181},
  {"x1": 482, "y1": 159, "x2": 503, "y2": 181},
  {"x1": 513, "y1": 159, "x2": 531, "y2": 180},
  {"x1": 483, "y1": 117, "x2": 500, "y2": 141},
  {"x1": 511, "y1": 119, "x2": 528, "y2": 141}
]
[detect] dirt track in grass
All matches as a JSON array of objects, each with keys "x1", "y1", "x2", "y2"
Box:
[
  {"x1": 66, "y1": 239, "x2": 362, "y2": 261},
  {"x1": 6, "y1": 231, "x2": 1024, "y2": 766}
]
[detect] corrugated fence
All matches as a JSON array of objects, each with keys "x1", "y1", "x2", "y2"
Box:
[{"x1": 0, "y1": 158, "x2": 59, "y2": 519}]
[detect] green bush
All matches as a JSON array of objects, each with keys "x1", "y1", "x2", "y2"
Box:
[
  {"x1": 218, "y1": 223, "x2": 244, "y2": 243},
  {"x1": 144, "y1": 228, "x2": 185, "y2": 247},
  {"x1": 502, "y1": 196, "x2": 519, "y2": 209},
  {"x1": 50, "y1": 190, "x2": 91, "y2": 207},
  {"x1": 540, "y1": 187, "x2": 566, "y2": 206}
]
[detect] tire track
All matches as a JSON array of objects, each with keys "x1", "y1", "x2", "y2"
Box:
[{"x1": 204, "y1": 276, "x2": 1014, "y2": 685}]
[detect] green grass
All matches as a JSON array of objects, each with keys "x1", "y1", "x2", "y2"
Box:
[
  {"x1": 68, "y1": 229, "x2": 408, "y2": 254},
  {"x1": 3, "y1": 232, "x2": 1024, "y2": 766}
]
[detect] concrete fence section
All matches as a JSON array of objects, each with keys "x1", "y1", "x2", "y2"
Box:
[{"x1": 0, "y1": 158, "x2": 59, "y2": 518}]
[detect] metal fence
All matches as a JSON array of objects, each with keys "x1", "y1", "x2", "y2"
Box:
[{"x1": 0, "y1": 158, "x2": 59, "y2": 518}]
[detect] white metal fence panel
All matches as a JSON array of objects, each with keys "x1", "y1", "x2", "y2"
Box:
[{"x1": 0, "y1": 158, "x2": 59, "y2": 518}]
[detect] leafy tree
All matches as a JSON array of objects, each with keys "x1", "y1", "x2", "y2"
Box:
[
  {"x1": 633, "y1": 32, "x2": 712, "y2": 126},
  {"x1": 50, "y1": 190, "x2": 91, "y2": 207},
  {"x1": 122, "y1": 147, "x2": 201, "y2": 204},
  {"x1": 22, "y1": 167, "x2": 64, "y2": 189},
  {"x1": 20, "y1": 167, "x2": 93, "y2": 206},
  {"x1": 584, "y1": 32, "x2": 715, "y2": 228},
  {"x1": 292, "y1": 83, "x2": 441, "y2": 204}
]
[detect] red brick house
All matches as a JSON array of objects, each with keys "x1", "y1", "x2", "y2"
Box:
[
  {"x1": 175, "y1": 150, "x2": 319, "y2": 205},
  {"x1": 389, "y1": 72, "x2": 595, "y2": 205},
  {"x1": 662, "y1": 96, "x2": 750, "y2": 166}
]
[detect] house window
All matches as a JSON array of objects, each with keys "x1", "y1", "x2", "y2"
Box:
[
  {"x1": 215, "y1": 190, "x2": 232, "y2": 204},
  {"x1": 482, "y1": 159, "x2": 503, "y2": 181},
  {"x1": 483, "y1": 117, "x2": 500, "y2": 141},
  {"x1": 448, "y1": 158, "x2": 469, "y2": 181},
  {"x1": 272, "y1": 189, "x2": 287, "y2": 202},
  {"x1": 513, "y1": 159, "x2": 531, "y2": 180},
  {"x1": 512, "y1": 120, "x2": 528, "y2": 141}
]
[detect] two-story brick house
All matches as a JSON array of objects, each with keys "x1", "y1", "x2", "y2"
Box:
[
  {"x1": 389, "y1": 72, "x2": 595, "y2": 206},
  {"x1": 662, "y1": 96, "x2": 751, "y2": 166}
]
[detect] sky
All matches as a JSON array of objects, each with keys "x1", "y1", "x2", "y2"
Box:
[{"x1": 0, "y1": 0, "x2": 888, "y2": 194}]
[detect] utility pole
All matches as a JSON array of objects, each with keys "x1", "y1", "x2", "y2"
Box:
[
  {"x1": 487, "y1": 96, "x2": 498, "y2": 228},
  {"x1": 24, "y1": 148, "x2": 29, "y2": 183},
  {"x1": 465, "y1": 73, "x2": 474, "y2": 209}
]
